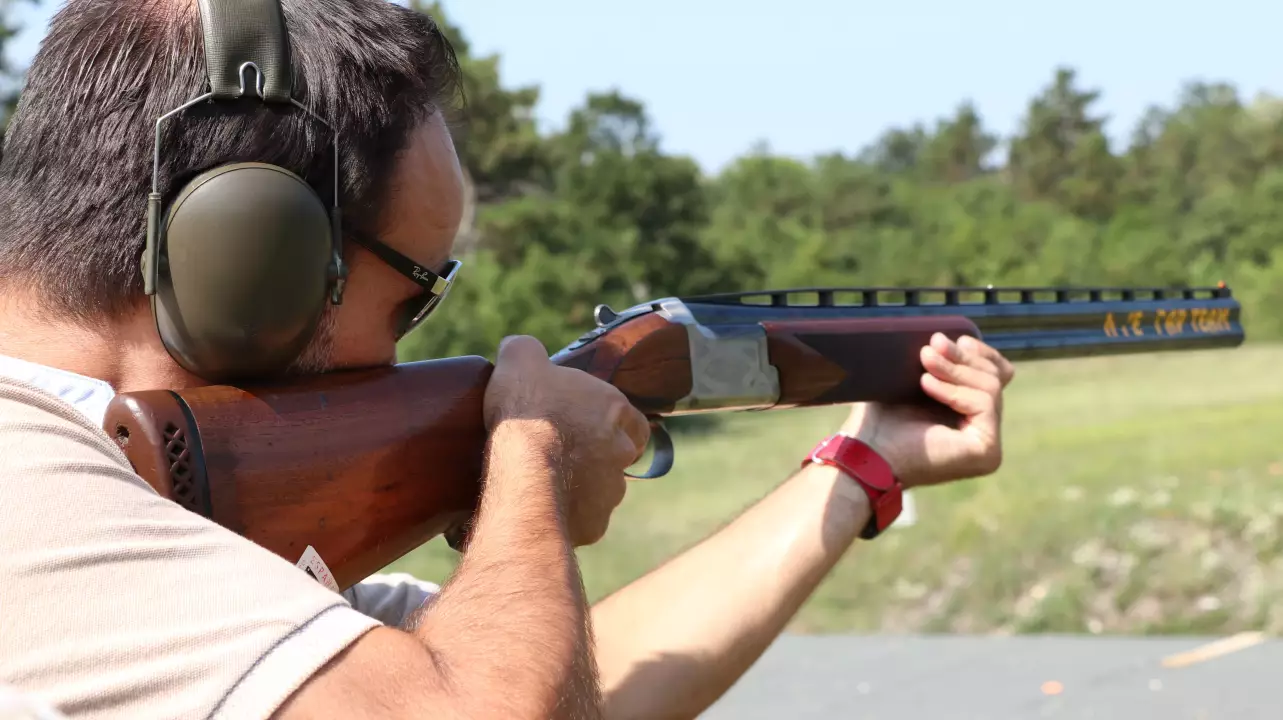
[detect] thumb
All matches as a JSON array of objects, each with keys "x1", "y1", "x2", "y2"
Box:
[{"x1": 496, "y1": 335, "x2": 549, "y2": 366}]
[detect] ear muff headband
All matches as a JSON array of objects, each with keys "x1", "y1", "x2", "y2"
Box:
[{"x1": 142, "y1": 0, "x2": 348, "y2": 382}]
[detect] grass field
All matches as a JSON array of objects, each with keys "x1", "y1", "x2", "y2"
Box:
[{"x1": 384, "y1": 343, "x2": 1283, "y2": 636}]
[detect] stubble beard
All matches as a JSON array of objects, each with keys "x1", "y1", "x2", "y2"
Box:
[{"x1": 286, "y1": 306, "x2": 338, "y2": 376}]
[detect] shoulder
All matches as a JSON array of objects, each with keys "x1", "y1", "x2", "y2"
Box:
[
  {"x1": 0, "y1": 374, "x2": 134, "y2": 470},
  {"x1": 0, "y1": 377, "x2": 382, "y2": 719}
]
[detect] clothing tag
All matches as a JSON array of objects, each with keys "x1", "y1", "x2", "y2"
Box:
[{"x1": 296, "y1": 545, "x2": 339, "y2": 592}]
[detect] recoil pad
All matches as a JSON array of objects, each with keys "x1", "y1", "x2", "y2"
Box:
[{"x1": 152, "y1": 162, "x2": 333, "y2": 381}]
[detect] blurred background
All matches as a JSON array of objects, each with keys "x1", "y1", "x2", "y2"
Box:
[{"x1": 4, "y1": 0, "x2": 1281, "y2": 638}]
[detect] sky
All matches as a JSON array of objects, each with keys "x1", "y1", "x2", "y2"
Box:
[{"x1": 7, "y1": 0, "x2": 1280, "y2": 174}]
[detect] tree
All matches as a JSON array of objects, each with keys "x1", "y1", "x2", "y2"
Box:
[
  {"x1": 919, "y1": 101, "x2": 999, "y2": 184},
  {"x1": 1007, "y1": 67, "x2": 1123, "y2": 220}
]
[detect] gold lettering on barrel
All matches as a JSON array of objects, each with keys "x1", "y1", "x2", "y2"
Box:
[
  {"x1": 1102, "y1": 307, "x2": 1232, "y2": 338},
  {"x1": 1103, "y1": 312, "x2": 1119, "y2": 337},
  {"x1": 1129, "y1": 311, "x2": 1145, "y2": 336}
]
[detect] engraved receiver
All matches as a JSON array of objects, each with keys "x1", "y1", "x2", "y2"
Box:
[{"x1": 103, "y1": 284, "x2": 1245, "y2": 590}]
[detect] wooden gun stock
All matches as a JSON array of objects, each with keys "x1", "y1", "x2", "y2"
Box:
[
  {"x1": 104, "y1": 356, "x2": 493, "y2": 591},
  {"x1": 105, "y1": 284, "x2": 1244, "y2": 590}
]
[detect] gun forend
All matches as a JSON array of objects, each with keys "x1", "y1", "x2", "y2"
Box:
[{"x1": 550, "y1": 309, "x2": 976, "y2": 415}]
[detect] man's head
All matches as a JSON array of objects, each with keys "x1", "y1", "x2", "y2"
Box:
[{"x1": 0, "y1": 0, "x2": 466, "y2": 379}]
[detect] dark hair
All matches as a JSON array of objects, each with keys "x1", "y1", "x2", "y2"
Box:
[{"x1": 0, "y1": 0, "x2": 463, "y2": 324}]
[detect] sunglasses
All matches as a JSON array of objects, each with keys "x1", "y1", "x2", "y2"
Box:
[{"x1": 347, "y1": 230, "x2": 461, "y2": 339}]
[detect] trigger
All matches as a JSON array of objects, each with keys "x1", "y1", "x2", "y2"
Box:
[{"x1": 626, "y1": 420, "x2": 674, "y2": 479}]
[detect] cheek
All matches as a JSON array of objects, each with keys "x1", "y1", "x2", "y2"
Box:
[{"x1": 326, "y1": 287, "x2": 401, "y2": 367}]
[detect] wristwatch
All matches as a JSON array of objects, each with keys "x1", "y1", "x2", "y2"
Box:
[{"x1": 802, "y1": 433, "x2": 904, "y2": 539}]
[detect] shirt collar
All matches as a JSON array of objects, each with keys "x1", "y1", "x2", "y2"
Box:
[{"x1": 0, "y1": 354, "x2": 118, "y2": 426}]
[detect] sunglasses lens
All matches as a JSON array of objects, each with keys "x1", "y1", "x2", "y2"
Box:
[
  {"x1": 397, "y1": 296, "x2": 438, "y2": 338},
  {"x1": 395, "y1": 260, "x2": 459, "y2": 339}
]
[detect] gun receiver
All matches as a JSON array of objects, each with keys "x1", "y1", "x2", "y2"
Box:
[{"x1": 103, "y1": 284, "x2": 1244, "y2": 590}]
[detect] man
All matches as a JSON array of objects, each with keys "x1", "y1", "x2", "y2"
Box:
[{"x1": 0, "y1": 0, "x2": 1015, "y2": 718}]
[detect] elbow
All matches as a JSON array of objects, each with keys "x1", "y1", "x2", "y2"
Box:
[
  {"x1": 404, "y1": 640, "x2": 599, "y2": 720},
  {"x1": 408, "y1": 681, "x2": 590, "y2": 720},
  {"x1": 275, "y1": 626, "x2": 595, "y2": 720}
]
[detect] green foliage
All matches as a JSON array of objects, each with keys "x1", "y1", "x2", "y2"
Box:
[{"x1": 392, "y1": 8, "x2": 1283, "y2": 367}]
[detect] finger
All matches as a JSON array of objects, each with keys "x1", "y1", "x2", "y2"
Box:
[
  {"x1": 921, "y1": 372, "x2": 995, "y2": 417},
  {"x1": 603, "y1": 453, "x2": 630, "y2": 509},
  {"x1": 615, "y1": 405, "x2": 652, "y2": 457},
  {"x1": 611, "y1": 473, "x2": 628, "y2": 511},
  {"x1": 614, "y1": 423, "x2": 648, "y2": 467},
  {"x1": 922, "y1": 344, "x2": 1001, "y2": 395},
  {"x1": 956, "y1": 335, "x2": 1016, "y2": 387},
  {"x1": 933, "y1": 333, "x2": 999, "y2": 378},
  {"x1": 495, "y1": 335, "x2": 550, "y2": 366},
  {"x1": 573, "y1": 486, "x2": 619, "y2": 546}
]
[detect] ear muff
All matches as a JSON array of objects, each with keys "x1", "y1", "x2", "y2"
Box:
[
  {"x1": 152, "y1": 162, "x2": 334, "y2": 380},
  {"x1": 143, "y1": 0, "x2": 348, "y2": 382}
]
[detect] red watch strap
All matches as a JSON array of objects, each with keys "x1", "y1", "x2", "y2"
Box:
[{"x1": 804, "y1": 434, "x2": 903, "y2": 539}]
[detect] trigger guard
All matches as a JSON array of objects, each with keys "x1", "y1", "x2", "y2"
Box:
[
  {"x1": 626, "y1": 420, "x2": 674, "y2": 479},
  {"x1": 444, "y1": 519, "x2": 473, "y2": 552}
]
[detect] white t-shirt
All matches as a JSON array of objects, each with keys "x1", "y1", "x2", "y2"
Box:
[{"x1": 0, "y1": 353, "x2": 442, "y2": 626}]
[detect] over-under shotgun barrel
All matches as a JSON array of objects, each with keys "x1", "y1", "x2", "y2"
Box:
[
  {"x1": 671, "y1": 285, "x2": 1244, "y2": 360},
  {"x1": 104, "y1": 284, "x2": 1244, "y2": 589}
]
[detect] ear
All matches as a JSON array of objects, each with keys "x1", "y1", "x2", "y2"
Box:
[{"x1": 153, "y1": 163, "x2": 334, "y2": 381}]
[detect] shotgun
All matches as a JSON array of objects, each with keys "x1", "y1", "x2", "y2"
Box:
[{"x1": 103, "y1": 284, "x2": 1245, "y2": 590}]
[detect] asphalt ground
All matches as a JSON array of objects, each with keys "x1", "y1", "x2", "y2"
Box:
[{"x1": 701, "y1": 633, "x2": 1280, "y2": 719}]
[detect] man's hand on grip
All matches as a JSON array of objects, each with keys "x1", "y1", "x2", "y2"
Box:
[
  {"x1": 842, "y1": 333, "x2": 1015, "y2": 488},
  {"x1": 484, "y1": 335, "x2": 650, "y2": 546}
]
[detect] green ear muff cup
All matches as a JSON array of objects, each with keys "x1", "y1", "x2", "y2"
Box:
[{"x1": 153, "y1": 162, "x2": 333, "y2": 381}]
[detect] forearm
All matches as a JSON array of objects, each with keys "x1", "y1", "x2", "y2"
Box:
[
  {"x1": 408, "y1": 420, "x2": 600, "y2": 719},
  {"x1": 592, "y1": 463, "x2": 870, "y2": 720}
]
